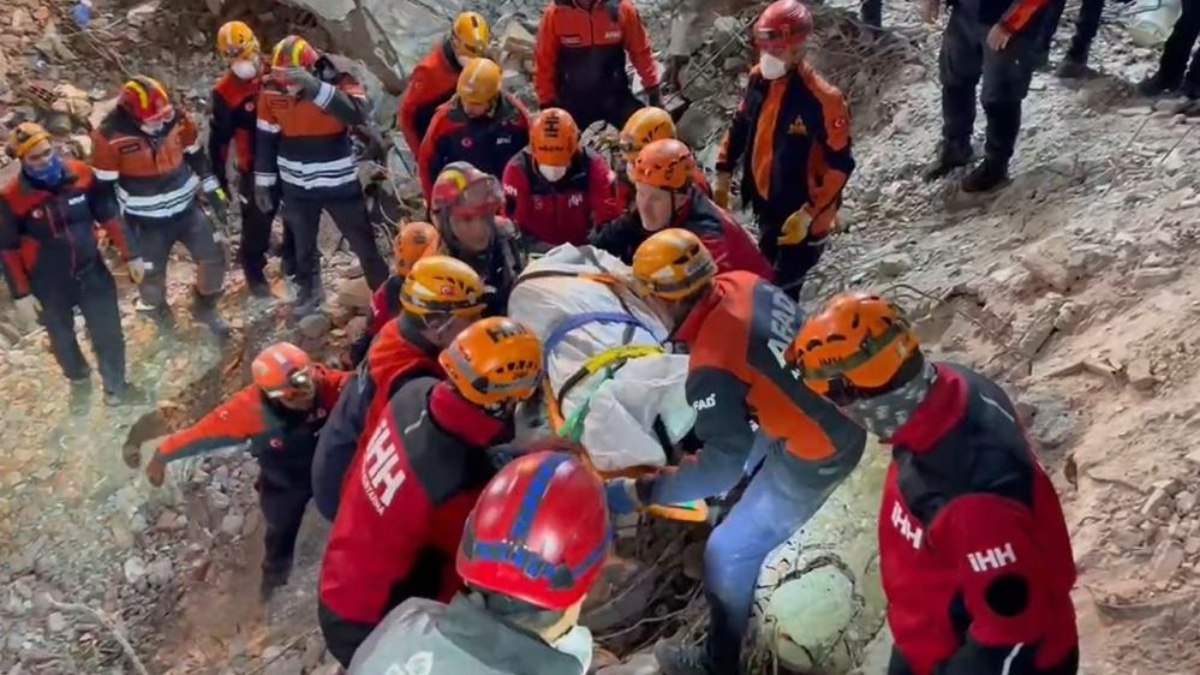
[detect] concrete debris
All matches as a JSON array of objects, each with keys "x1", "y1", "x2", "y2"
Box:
[
  {"x1": 1013, "y1": 295, "x2": 1065, "y2": 359},
  {"x1": 500, "y1": 20, "x2": 536, "y2": 57},
  {"x1": 1175, "y1": 491, "x2": 1197, "y2": 514},
  {"x1": 220, "y1": 512, "x2": 246, "y2": 538},
  {"x1": 1125, "y1": 358, "x2": 1158, "y2": 391},
  {"x1": 1017, "y1": 251, "x2": 1074, "y2": 293},
  {"x1": 123, "y1": 556, "x2": 148, "y2": 587},
  {"x1": 1132, "y1": 266, "x2": 1182, "y2": 289},
  {"x1": 147, "y1": 558, "x2": 174, "y2": 587},
  {"x1": 336, "y1": 278, "x2": 373, "y2": 313},
  {"x1": 1053, "y1": 302, "x2": 1087, "y2": 332},
  {"x1": 597, "y1": 653, "x2": 661, "y2": 675},
  {"x1": 264, "y1": 656, "x2": 305, "y2": 675},
  {"x1": 298, "y1": 313, "x2": 333, "y2": 339},
  {"x1": 1150, "y1": 541, "x2": 1185, "y2": 581},
  {"x1": 303, "y1": 634, "x2": 327, "y2": 671},
  {"x1": 45, "y1": 611, "x2": 67, "y2": 634},
  {"x1": 1142, "y1": 486, "x2": 1174, "y2": 518},
  {"x1": 871, "y1": 253, "x2": 913, "y2": 279}
]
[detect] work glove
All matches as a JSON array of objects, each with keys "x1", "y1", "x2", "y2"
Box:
[
  {"x1": 13, "y1": 295, "x2": 40, "y2": 328},
  {"x1": 605, "y1": 478, "x2": 644, "y2": 516},
  {"x1": 207, "y1": 187, "x2": 230, "y2": 234},
  {"x1": 280, "y1": 67, "x2": 322, "y2": 101},
  {"x1": 645, "y1": 85, "x2": 664, "y2": 108},
  {"x1": 779, "y1": 208, "x2": 813, "y2": 246},
  {"x1": 128, "y1": 257, "x2": 146, "y2": 285},
  {"x1": 714, "y1": 172, "x2": 732, "y2": 209},
  {"x1": 145, "y1": 454, "x2": 167, "y2": 487},
  {"x1": 254, "y1": 184, "x2": 276, "y2": 214}
]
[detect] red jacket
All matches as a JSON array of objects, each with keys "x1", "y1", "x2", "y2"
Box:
[
  {"x1": 502, "y1": 147, "x2": 621, "y2": 247},
  {"x1": 418, "y1": 93, "x2": 531, "y2": 199},
  {"x1": 534, "y1": 0, "x2": 659, "y2": 106},
  {"x1": 398, "y1": 38, "x2": 463, "y2": 157},
  {"x1": 318, "y1": 378, "x2": 510, "y2": 625},
  {"x1": 881, "y1": 364, "x2": 1077, "y2": 675},
  {"x1": 675, "y1": 190, "x2": 773, "y2": 280}
]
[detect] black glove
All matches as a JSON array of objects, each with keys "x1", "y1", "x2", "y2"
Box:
[
  {"x1": 281, "y1": 67, "x2": 322, "y2": 101},
  {"x1": 254, "y1": 184, "x2": 276, "y2": 214},
  {"x1": 645, "y1": 85, "x2": 663, "y2": 108}
]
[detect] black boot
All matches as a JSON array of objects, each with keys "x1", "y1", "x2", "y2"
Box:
[
  {"x1": 923, "y1": 143, "x2": 974, "y2": 182},
  {"x1": 260, "y1": 563, "x2": 291, "y2": 602},
  {"x1": 137, "y1": 301, "x2": 178, "y2": 336},
  {"x1": 104, "y1": 382, "x2": 148, "y2": 407},
  {"x1": 291, "y1": 274, "x2": 324, "y2": 318},
  {"x1": 192, "y1": 290, "x2": 231, "y2": 340},
  {"x1": 1055, "y1": 53, "x2": 1089, "y2": 79},
  {"x1": 962, "y1": 157, "x2": 1010, "y2": 193},
  {"x1": 245, "y1": 267, "x2": 272, "y2": 299},
  {"x1": 1137, "y1": 71, "x2": 1179, "y2": 98}
]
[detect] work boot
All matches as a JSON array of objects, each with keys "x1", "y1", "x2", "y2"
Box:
[
  {"x1": 69, "y1": 375, "x2": 92, "y2": 415},
  {"x1": 104, "y1": 382, "x2": 148, "y2": 407},
  {"x1": 137, "y1": 301, "x2": 177, "y2": 335},
  {"x1": 654, "y1": 643, "x2": 720, "y2": 675},
  {"x1": 1137, "y1": 72, "x2": 1178, "y2": 98},
  {"x1": 961, "y1": 157, "x2": 1010, "y2": 193},
  {"x1": 260, "y1": 566, "x2": 291, "y2": 602},
  {"x1": 192, "y1": 290, "x2": 231, "y2": 340},
  {"x1": 922, "y1": 144, "x2": 974, "y2": 182},
  {"x1": 245, "y1": 268, "x2": 272, "y2": 299},
  {"x1": 291, "y1": 275, "x2": 324, "y2": 318},
  {"x1": 1055, "y1": 54, "x2": 1089, "y2": 79}
]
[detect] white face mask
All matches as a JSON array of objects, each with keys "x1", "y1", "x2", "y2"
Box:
[
  {"x1": 538, "y1": 164, "x2": 568, "y2": 182},
  {"x1": 759, "y1": 52, "x2": 789, "y2": 80},
  {"x1": 231, "y1": 59, "x2": 259, "y2": 80}
]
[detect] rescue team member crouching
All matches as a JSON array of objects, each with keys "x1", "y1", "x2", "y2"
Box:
[
  {"x1": 790, "y1": 293, "x2": 1078, "y2": 675},
  {"x1": 501, "y1": 107, "x2": 621, "y2": 251},
  {"x1": 591, "y1": 139, "x2": 772, "y2": 279},
  {"x1": 347, "y1": 221, "x2": 443, "y2": 366},
  {"x1": 715, "y1": 0, "x2": 854, "y2": 299},
  {"x1": 534, "y1": 0, "x2": 662, "y2": 130},
  {"x1": 0, "y1": 123, "x2": 144, "y2": 406},
  {"x1": 419, "y1": 58, "x2": 531, "y2": 200},
  {"x1": 606, "y1": 229, "x2": 866, "y2": 675},
  {"x1": 144, "y1": 342, "x2": 351, "y2": 599},
  {"x1": 255, "y1": 35, "x2": 390, "y2": 317},
  {"x1": 398, "y1": 12, "x2": 492, "y2": 157},
  {"x1": 349, "y1": 451, "x2": 610, "y2": 675},
  {"x1": 313, "y1": 256, "x2": 486, "y2": 519},
  {"x1": 91, "y1": 75, "x2": 231, "y2": 338},
  {"x1": 210, "y1": 21, "x2": 294, "y2": 296},
  {"x1": 430, "y1": 163, "x2": 526, "y2": 315},
  {"x1": 611, "y1": 106, "x2": 711, "y2": 214},
  {"x1": 318, "y1": 317, "x2": 544, "y2": 667}
]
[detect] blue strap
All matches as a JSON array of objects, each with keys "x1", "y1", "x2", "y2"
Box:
[{"x1": 543, "y1": 311, "x2": 648, "y2": 357}]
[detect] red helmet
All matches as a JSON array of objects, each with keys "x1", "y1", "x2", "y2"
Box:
[
  {"x1": 119, "y1": 76, "x2": 175, "y2": 126},
  {"x1": 431, "y1": 162, "x2": 503, "y2": 219},
  {"x1": 457, "y1": 451, "x2": 611, "y2": 610},
  {"x1": 754, "y1": 0, "x2": 813, "y2": 51}
]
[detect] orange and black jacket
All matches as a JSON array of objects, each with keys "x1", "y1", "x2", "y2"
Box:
[
  {"x1": 91, "y1": 108, "x2": 215, "y2": 221},
  {"x1": 156, "y1": 365, "x2": 352, "y2": 481},
  {"x1": 254, "y1": 68, "x2": 368, "y2": 201},
  {"x1": 398, "y1": 38, "x2": 464, "y2": 157},
  {"x1": 209, "y1": 66, "x2": 265, "y2": 194},
  {"x1": 716, "y1": 61, "x2": 854, "y2": 237},
  {"x1": 640, "y1": 272, "x2": 865, "y2": 505},
  {"x1": 418, "y1": 93, "x2": 530, "y2": 199},
  {"x1": 0, "y1": 160, "x2": 135, "y2": 299},
  {"x1": 534, "y1": 0, "x2": 660, "y2": 107}
]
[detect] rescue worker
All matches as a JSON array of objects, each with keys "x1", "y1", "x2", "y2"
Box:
[
  {"x1": 313, "y1": 255, "x2": 486, "y2": 520},
  {"x1": 144, "y1": 342, "x2": 351, "y2": 599},
  {"x1": 501, "y1": 107, "x2": 621, "y2": 251},
  {"x1": 318, "y1": 317, "x2": 544, "y2": 667},
  {"x1": 91, "y1": 75, "x2": 231, "y2": 338},
  {"x1": 347, "y1": 221, "x2": 443, "y2": 366},
  {"x1": 210, "y1": 20, "x2": 294, "y2": 296},
  {"x1": 609, "y1": 106, "x2": 711, "y2": 215},
  {"x1": 790, "y1": 292, "x2": 1079, "y2": 675},
  {"x1": 533, "y1": 0, "x2": 662, "y2": 130},
  {"x1": 605, "y1": 229, "x2": 866, "y2": 675},
  {"x1": 418, "y1": 58, "x2": 531, "y2": 200},
  {"x1": 1038, "y1": 0, "x2": 1105, "y2": 78},
  {"x1": 714, "y1": 0, "x2": 854, "y2": 298},
  {"x1": 591, "y1": 139, "x2": 773, "y2": 279},
  {"x1": 254, "y1": 35, "x2": 389, "y2": 316},
  {"x1": 1135, "y1": 0, "x2": 1200, "y2": 101},
  {"x1": 348, "y1": 451, "x2": 609, "y2": 674},
  {"x1": 0, "y1": 123, "x2": 143, "y2": 406},
  {"x1": 398, "y1": 12, "x2": 492, "y2": 157},
  {"x1": 921, "y1": 0, "x2": 1052, "y2": 191},
  {"x1": 430, "y1": 163, "x2": 525, "y2": 315}
]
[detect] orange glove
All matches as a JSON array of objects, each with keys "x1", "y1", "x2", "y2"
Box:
[
  {"x1": 714, "y1": 172, "x2": 732, "y2": 209},
  {"x1": 779, "y1": 208, "x2": 814, "y2": 245}
]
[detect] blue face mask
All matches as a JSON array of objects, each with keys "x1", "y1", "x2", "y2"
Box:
[{"x1": 24, "y1": 153, "x2": 64, "y2": 186}]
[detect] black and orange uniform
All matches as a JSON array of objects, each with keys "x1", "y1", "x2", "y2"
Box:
[
  {"x1": 0, "y1": 160, "x2": 135, "y2": 393},
  {"x1": 534, "y1": 0, "x2": 661, "y2": 130},
  {"x1": 91, "y1": 107, "x2": 226, "y2": 312},
  {"x1": 612, "y1": 164, "x2": 711, "y2": 215},
  {"x1": 313, "y1": 318, "x2": 443, "y2": 520},
  {"x1": 318, "y1": 376, "x2": 511, "y2": 666},
  {"x1": 398, "y1": 38, "x2": 465, "y2": 158},
  {"x1": 417, "y1": 93, "x2": 531, "y2": 200},
  {"x1": 501, "y1": 147, "x2": 621, "y2": 249},
  {"x1": 881, "y1": 363, "x2": 1078, "y2": 675},
  {"x1": 589, "y1": 188, "x2": 774, "y2": 279},
  {"x1": 254, "y1": 67, "x2": 389, "y2": 299},
  {"x1": 155, "y1": 364, "x2": 351, "y2": 580},
  {"x1": 716, "y1": 61, "x2": 853, "y2": 295},
  {"x1": 210, "y1": 66, "x2": 292, "y2": 287}
]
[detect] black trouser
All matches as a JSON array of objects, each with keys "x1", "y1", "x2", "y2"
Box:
[
  {"x1": 258, "y1": 466, "x2": 312, "y2": 580},
  {"x1": 281, "y1": 193, "x2": 389, "y2": 299},
  {"x1": 940, "y1": 8, "x2": 1041, "y2": 164},
  {"x1": 1040, "y1": 0, "x2": 1105, "y2": 62},
  {"x1": 237, "y1": 173, "x2": 289, "y2": 285},
  {"x1": 318, "y1": 600, "x2": 376, "y2": 668},
  {"x1": 1155, "y1": 0, "x2": 1200, "y2": 88},
  {"x1": 888, "y1": 644, "x2": 1079, "y2": 675},
  {"x1": 755, "y1": 210, "x2": 827, "y2": 300},
  {"x1": 861, "y1": 0, "x2": 883, "y2": 28},
  {"x1": 33, "y1": 263, "x2": 126, "y2": 392},
  {"x1": 130, "y1": 206, "x2": 225, "y2": 308},
  {"x1": 560, "y1": 87, "x2": 645, "y2": 132}
]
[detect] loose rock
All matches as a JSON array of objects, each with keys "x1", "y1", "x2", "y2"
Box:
[
  {"x1": 147, "y1": 558, "x2": 174, "y2": 587},
  {"x1": 1142, "y1": 486, "x2": 1174, "y2": 518},
  {"x1": 1151, "y1": 541, "x2": 1185, "y2": 581},
  {"x1": 299, "y1": 313, "x2": 333, "y2": 339},
  {"x1": 1132, "y1": 266, "x2": 1181, "y2": 289},
  {"x1": 46, "y1": 612, "x2": 67, "y2": 634},
  {"x1": 1126, "y1": 358, "x2": 1157, "y2": 391},
  {"x1": 220, "y1": 512, "x2": 245, "y2": 538},
  {"x1": 123, "y1": 556, "x2": 148, "y2": 586}
]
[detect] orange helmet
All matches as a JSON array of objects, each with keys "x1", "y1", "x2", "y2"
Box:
[
  {"x1": 619, "y1": 107, "x2": 676, "y2": 161},
  {"x1": 6, "y1": 122, "x2": 51, "y2": 159},
  {"x1": 457, "y1": 58, "x2": 502, "y2": 106},
  {"x1": 251, "y1": 342, "x2": 314, "y2": 399},
  {"x1": 393, "y1": 222, "x2": 442, "y2": 276},
  {"x1": 631, "y1": 139, "x2": 694, "y2": 192},
  {"x1": 754, "y1": 0, "x2": 814, "y2": 52},
  {"x1": 119, "y1": 76, "x2": 174, "y2": 126},
  {"x1": 788, "y1": 292, "x2": 921, "y2": 403},
  {"x1": 270, "y1": 35, "x2": 319, "y2": 70},
  {"x1": 451, "y1": 12, "x2": 491, "y2": 58},
  {"x1": 399, "y1": 255, "x2": 486, "y2": 318},
  {"x1": 440, "y1": 317, "x2": 543, "y2": 408},
  {"x1": 216, "y1": 21, "x2": 260, "y2": 61},
  {"x1": 431, "y1": 163, "x2": 503, "y2": 219},
  {"x1": 631, "y1": 229, "x2": 716, "y2": 301},
  {"x1": 530, "y1": 108, "x2": 580, "y2": 168}
]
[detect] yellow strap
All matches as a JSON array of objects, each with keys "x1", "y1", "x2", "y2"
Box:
[{"x1": 579, "y1": 344, "x2": 664, "y2": 376}]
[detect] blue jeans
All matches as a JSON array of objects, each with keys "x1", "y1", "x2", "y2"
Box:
[{"x1": 702, "y1": 437, "x2": 846, "y2": 671}]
